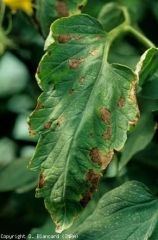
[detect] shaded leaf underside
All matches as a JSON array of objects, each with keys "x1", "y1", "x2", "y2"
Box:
[{"x1": 28, "y1": 14, "x2": 138, "y2": 232}]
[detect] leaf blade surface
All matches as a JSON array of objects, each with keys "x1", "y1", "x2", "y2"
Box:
[{"x1": 28, "y1": 14, "x2": 138, "y2": 232}]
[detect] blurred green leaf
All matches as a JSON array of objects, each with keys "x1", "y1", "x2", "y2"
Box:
[
  {"x1": 140, "y1": 77, "x2": 158, "y2": 99},
  {"x1": 0, "y1": 158, "x2": 38, "y2": 192},
  {"x1": 0, "y1": 53, "x2": 29, "y2": 96},
  {"x1": 0, "y1": 138, "x2": 16, "y2": 169},
  {"x1": 7, "y1": 94, "x2": 35, "y2": 113},
  {"x1": 98, "y1": 2, "x2": 124, "y2": 32},
  {"x1": 35, "y1": 0, "x2": 87, "y2": 38},
  {"x1": 13, "y1": 114, "x2": 37, "y2": 142},
  {"x1": 73, "y1": 181, "x2": 158, "y2": 240}
]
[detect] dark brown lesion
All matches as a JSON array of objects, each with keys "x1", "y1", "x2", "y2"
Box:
[
  {"x1": 38, "y1": 173, "x2": 45, "y2": 189},
  {"x1": 57, "y1": 116, "x2": 64, "y2": 126},
  {"x1": 90, "y1": 147, "x2": 114, "y2": 170},
  {"x1": 80, "y1": 169, "x2": 100, "y2": 207},
  {"x1": 69, "y1": 89, "x2": 74, "y2": 94}
]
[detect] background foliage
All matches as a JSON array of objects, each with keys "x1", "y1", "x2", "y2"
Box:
[{"x1": 0, "y1": 0, "x2": 158, "y2": 239}]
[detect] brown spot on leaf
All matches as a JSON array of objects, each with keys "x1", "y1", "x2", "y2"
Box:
[
  {"x1": 38, "y1": 173, "x2": 45, "y2": 189},
  {"x1": 58, "y1": 34, "x2": 71, "y2": 43},
  {"x1": 80, "y1": 170, "x2": 100, "y2": 207},
  {"x1": 79, "y1": 77, "x2": 85, "y2": 82},
  {"x1": 96, "y1": 35, "x2": 103, "y2": 40},
  {"x1": 80, "y1": 189, "x2": 91, "y2": 208},
  {"x1": 90, "y1": 132, "x2": 94, "y2": 137},
  {"x1": 69, "y1": 58, "x2": 85, "y2": 69},
  {"x1": 37, "y1": 66, "x2": 40, "y2": 74},
  {"x1": 90, "y1": 148, "x2": 114, "y2": 170},
  {"x1": 35, "y1": 100, "x2": 44, "y2": 111},
  {"x1": 89, "y1": 49, "x2": 99, "y2": 56},
  {"x1": 44, "y1": 120, "x2": 52, "y2": 129},
  {"x1": 57, "y1": 115, "x2": 64, "y2": 126},
  {"x1": 102, "y1": 126, "x2": 111, "y2": 140},
  {"x1": 117, "y1": 97, "x2": 125, "y2": 108},
  {"x1": 55, "y1": 0, "x2": 69, "y2": 17},
  {"x1": 69, "y1": 88, "x2": 74, "y2": 94},
  {"x1": 78, "y1": 4, "x2": 83, "y2": 10},
  {"x1": 48, "y1": 51, "x2": 52, "y2": 56},
  {"x1": 86, "y1": 169, "x2": 100, "y2": 191},
  {"x1": 100, "y1": 108, "x2": 111, "y2": 124},
  {"x1": 28, "y1": 122, "x2": 36, "y2": 137}
]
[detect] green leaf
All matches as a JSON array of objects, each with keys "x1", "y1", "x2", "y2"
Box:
[
  {"x1": 73, "y1": 181, "x2": 158, "y2": 240},
  {"x1": 35, "y1": 0, "x2": 87, "y2": 38},
  {"x1": 0, "y1": 52, "x2": 29, "y2": 96},
  {"x1": 28, "y1": 14, "x2": 138, "y2": 232},
  {"x1": 136, "y1": 48, "x2": 158, "y2": 86},
  {"x1": 97, "y1": 2, "x2": 124, "y2": 32},
  {"x1": 0, "y1": 158, "x2": 38, "y2": 192},
  {"x1": 119, "y1": 97, "x2": 158, "y2": 170},
  {"x1": 140, "y1": 76, "x2": 158, "y2": 99}
]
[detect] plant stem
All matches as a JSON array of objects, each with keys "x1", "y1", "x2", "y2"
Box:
[{"x1": 125, "y1": 25, "x2": 156, "y2": 48}]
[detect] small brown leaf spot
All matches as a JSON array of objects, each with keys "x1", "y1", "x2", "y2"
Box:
[
  {"x1": 100, "y1": 107, "x2": 111, "y2": 124},
  {"x1": 69, "y1": 58, "x2": 85, "y2": 69},
  {"x1": 102, "y1": 126, "x2": 111, "y2": 140},
  {"x1": 37, "y1": 66, "x2": 40, "y2": 74},
  {"x1": 79, "y1": 77, "x2": 85, "y2": 83},
  {"x1": 89, "y1": 49, "x2": 99, "y2": 56},
  {"x1": 48, "y1": 51, "x2": 52, "y2": 56},
  {"x1": 90, "y1": 132, "x2": 94, "y2": 137},
  {"x1": 38, "y1": 173, "x2": 45, "y2": 189},
  {"x1": 44, "y1": 120, "x2": 52, "y2": 129},
  {"x1": 57, "y1": 115, "x2": 64, "y2": 126},
  {"x1": 35, "y1": 100, "x2": 44, "y2": 111},
  {"x1": 58, "y1": 34, "x2": 71, "y2": 43},
  {"x1": 55, "y1": 0, "x2": 69, "y2": 17},
  {"x1": 117, "y1": 97, "x2": 125, "y2": 108},
  {"x1": 69, "y1": 88, "x2": 74, "y2": 94},
  {"x1": 96, "y1": 35, "x2": 103, "y2": 40},
  {"x1": 78, "y1": 4, "x2": 83, "y2": 10}
]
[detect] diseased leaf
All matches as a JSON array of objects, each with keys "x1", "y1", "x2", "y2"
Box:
[
  {"x1": 135, "y1": 48, "x2": 158, "y2": 86},
  {"x1": 35, "y1": 0, "x2": 87, "y2": 37},
  {"x1": 73, "y1": 181, "x2": 158, "y2": 240},
  {"x1": 28, "y1": 14, "x2": 138, "y2": 232}
]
